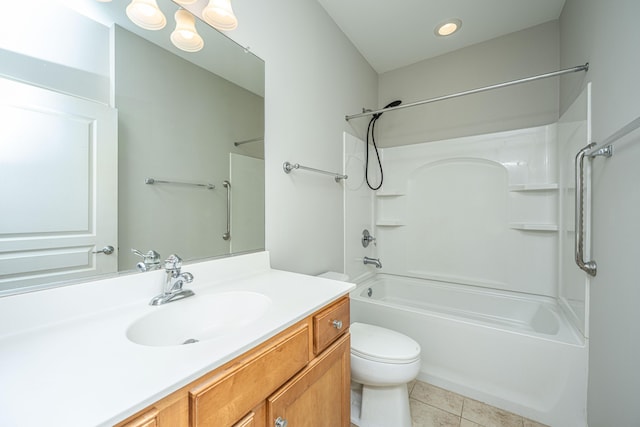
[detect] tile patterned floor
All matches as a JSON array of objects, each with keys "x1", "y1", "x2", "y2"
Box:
[{"x1": 351, "y1": 380, "x2": 549, "y2": 427}]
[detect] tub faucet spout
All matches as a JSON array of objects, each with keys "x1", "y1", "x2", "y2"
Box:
[{"x1": 363, "y1": 256, "x2": 382, "y2": 269}]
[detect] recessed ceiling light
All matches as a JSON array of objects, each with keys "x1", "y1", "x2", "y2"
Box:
[{"x1": 435, "y1": 19, "x2": 462, "y2": 37}]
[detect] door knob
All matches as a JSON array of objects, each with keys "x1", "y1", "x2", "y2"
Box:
[
  {"x1": 275, "y1": 417, "x2": 288, "y2": 427},
  {"x1": 93, "y1": 245, "x2": 115, "y2": 255}
]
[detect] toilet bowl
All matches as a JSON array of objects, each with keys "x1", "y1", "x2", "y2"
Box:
[
  {"x1": 350, "y1": 322, "x2": 421, "y2": 427},
  {"x1": 315, "y1": 273, "x2": 421, "y2": 426}
]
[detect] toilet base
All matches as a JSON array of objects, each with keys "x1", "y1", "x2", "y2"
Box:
[{"x1": 350, "y1": 382, "x2": 412, "y2": 427}]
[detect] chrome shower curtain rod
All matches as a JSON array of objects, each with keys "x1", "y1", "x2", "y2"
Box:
[{"x1": 345, "y1": 63, "x2": 589, "y2": 121}]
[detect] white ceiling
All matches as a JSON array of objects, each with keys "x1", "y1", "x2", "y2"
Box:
[{"x1": 316, "y1": 0, "x2": 566, "y2": 74}]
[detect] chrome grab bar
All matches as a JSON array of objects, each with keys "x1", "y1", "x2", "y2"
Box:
[
  {"x1": 574, "y1": 143, "x2": 597, "y2": 276},
  {"x1": 222, "y1": 180, "x2": 231, "y2": 241}
]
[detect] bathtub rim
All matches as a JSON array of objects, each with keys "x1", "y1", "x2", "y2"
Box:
[{"x1": 350, "y1": 272, "x2": 585, "y2": 347}]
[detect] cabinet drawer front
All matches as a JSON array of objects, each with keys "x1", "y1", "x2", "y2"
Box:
[
  {"x1": 313, "y1": 297, "x2": 349, "y2": 354},
  {"x1": 119, "y1": 408, "x2": 158, "y2": 427},
  {"x1": 190, "y1": 324, "x2": 310, "y2": 426}
]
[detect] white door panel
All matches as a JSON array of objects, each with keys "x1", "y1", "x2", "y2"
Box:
[{"x1": 0, "y1": 77, "x2": 117, "y2": 293}]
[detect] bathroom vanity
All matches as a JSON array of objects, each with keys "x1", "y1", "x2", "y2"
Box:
[
  {"x1": 0, "y1": 252, "x2": 353, "y2": 426},
  {"x1": 117, "y1": 296, "x2": 350, "y2": 427}
]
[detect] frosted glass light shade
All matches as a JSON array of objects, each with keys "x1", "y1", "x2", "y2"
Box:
[
  {"x1": 202, "y1": 0, "x2": 238, "y2": 31},
  {"x1": 171, "y1": 10, "x2": 204, "y2": 52},
  {"x1": 126, "y1": 0, "x2": 167, "y2": 30}
]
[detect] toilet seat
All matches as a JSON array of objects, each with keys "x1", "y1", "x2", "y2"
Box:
[{"x1": 350, "y1": 322, "x2": 421, "y2": 364}]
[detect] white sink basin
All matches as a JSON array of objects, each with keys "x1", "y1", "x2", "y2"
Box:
[{"x1": 127, "y1": 291, "x2": 272, "y2": 346}]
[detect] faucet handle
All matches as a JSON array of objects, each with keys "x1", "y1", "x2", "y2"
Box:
[
  {"x1": 164, "y1": 254, "x2": 183, "y2": 271},
  {"x1": 132, "y1": 248, "x2": 161, "y2": 261},
  {"x1": 132, "y1": 248, "x2": 162, "y2": 271}
]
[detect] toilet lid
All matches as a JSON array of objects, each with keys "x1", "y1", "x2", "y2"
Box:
[{"x1": 350, "y1": 322, "x2": 421, "y2": 364}]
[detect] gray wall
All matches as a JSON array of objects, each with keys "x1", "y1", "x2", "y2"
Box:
[
  {"x1": 224, "y1": 0, "x2": 378, "y2": 274},
  {"x1": 559, "y1": 1, "x2": 640, "y2": 426},
  {"x1": 376, "y1": 21, "x2": 560, "y2": 147}
]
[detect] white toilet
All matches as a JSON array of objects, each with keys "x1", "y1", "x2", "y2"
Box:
[
  {"x1": 350, "y1": 322, "x2": 421, "y2": 427},
  {"x1": 316, "y1": 272, "x2": 421, "y2": 427}
]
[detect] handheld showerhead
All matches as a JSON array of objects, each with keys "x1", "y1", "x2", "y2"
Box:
[
  {"x1": 385, "y1": 100, "x2": 402, "y2": 108},
  {"x1": 365, "y1": 99, "x2": 401, "y2": 191},
  {"x1": 373, "y1": 100, "x2": 402, "y2": 119}
]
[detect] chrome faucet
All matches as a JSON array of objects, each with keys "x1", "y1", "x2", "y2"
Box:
[
  {"x1": 363, "y1": 256, "x2": 382, "y2": 269},
  {"x1": 132, "y1": 248, "x2": 162, "y2": 272},
  {"x1": 149, "y1": 254, "x2": 195, "y2": 305}
]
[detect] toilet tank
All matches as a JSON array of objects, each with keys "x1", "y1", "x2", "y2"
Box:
[{"x1": 317, "y1": 271, "x2": 350, "y2": 281}]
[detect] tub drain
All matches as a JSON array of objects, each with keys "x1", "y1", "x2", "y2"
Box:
[
  {"x1": 182, "y1": 338, "x2": 199, "y2": 345},
  {"x1": 367, "y1": 287, "x2": 373, "y2": 297}
]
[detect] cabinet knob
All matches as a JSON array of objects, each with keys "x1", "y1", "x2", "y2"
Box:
[
  {"x1": 332, "y1": 319, "x2": 343, "y2": 330},
  {"x1": 275, "y1": 417, "x2": 288, "y2": 427}
]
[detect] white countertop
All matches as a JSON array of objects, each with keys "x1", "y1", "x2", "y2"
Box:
[{"x1": 0, "y1": 252, "x2": 354, "y2": 427}]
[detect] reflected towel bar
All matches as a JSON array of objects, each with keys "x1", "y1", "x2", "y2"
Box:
[
  {"x1": 234, "y1": 137, "x2": 263, "y2": 147},
  {"x1": 283, "y1": 161, "x2": 348, "y2": 182},
  {"x1": 145, "y1": 178, "x2": 215, "y2": 190}
]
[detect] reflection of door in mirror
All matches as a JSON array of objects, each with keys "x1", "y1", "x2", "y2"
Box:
[{"x1": 0, "y1": 78, "x2": 118, "y2": 293}]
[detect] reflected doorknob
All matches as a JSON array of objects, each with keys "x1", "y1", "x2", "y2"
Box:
[{"x1": 93, "y1": 245, "x2": 115, "y2": 255}]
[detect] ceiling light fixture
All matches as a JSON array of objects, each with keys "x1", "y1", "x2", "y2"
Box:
[
  {"x1": 435, "y1": 18, "x2": 462, "y2": 37},
  {"x1": 126, "y1": 0, "x2": 167, "y2": 31},
  {"x1": 202, "y1": 0, "x2": 238, "y2": 31},
  {"x1": 96, "y1": 0, "x2": 240, "y2": 53},
  {"x1": 171, "y1": 9, "x2": 204, "y2": 52}
]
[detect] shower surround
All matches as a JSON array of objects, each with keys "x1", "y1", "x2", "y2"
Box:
[{"x1": 343, "y1": 90, "x2": 592, "y2": 425}]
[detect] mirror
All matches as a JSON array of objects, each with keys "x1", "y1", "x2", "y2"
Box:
[{"x1": 0, "y1": 0, "x2": 265, "y2": 295}]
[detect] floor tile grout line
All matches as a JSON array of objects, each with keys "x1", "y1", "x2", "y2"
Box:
[
  {"x1": 409, "y1": 380, "x2": 547, "y2": 427},
  {"x1": 410, "y1": 397, "x2": 465, "y2": 419}
]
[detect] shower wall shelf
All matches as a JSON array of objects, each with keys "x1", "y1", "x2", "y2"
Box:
[
  {"x1": 376, "y1": 220, "x2": 406, "y2": 227},
  {"x1": 375, "y1": 192, "x2": 406, "y2": 197},
  {"x1": 508, "y1": 184, "x2": 558, "y2": 192},
  {"x1": 509, "y1": 223, "x2": 558, "y2": 231}
]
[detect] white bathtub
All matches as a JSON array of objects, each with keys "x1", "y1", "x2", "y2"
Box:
[{"x1": 350, "y1": 274, "x2": 588, "y2": 427}]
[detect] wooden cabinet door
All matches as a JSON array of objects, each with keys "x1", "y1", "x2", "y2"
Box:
[{"x1": 267, "y1": 334, "x2": 350, "y2": 427}]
